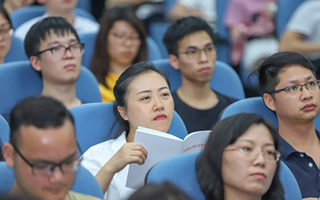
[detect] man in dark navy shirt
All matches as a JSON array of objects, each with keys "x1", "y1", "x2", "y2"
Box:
[
  {"x1": 256, "y1": 51, "x2": 320, "y2": 199},
  {"x1": 163, "y1": 17, "x2": 237, "y2": 133}
]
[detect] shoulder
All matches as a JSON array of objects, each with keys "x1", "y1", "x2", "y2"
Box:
[
  {"x1": 74, "y1": 15, "x2": 99, "y2": 33},
  {"x1": 216, "y1": 92, "x2": 238, "y2": 104},
  {"x1": 68, "y1": 191, "x2": 102, "y2": 200}
]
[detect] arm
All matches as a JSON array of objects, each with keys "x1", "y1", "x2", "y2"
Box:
[
  {"x1": 168, "y1": 3, "x2": 203, "y2": 20},
  {"x1": 95, "y1": 143, "x2": 147, "y2": 193},
  {"x1": 279, "y1": 30, "x2": 320, "y2": 56}
]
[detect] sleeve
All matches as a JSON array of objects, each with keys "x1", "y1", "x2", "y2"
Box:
[
  {"x1": 81, "y1": 146, "x2": 106, "y2": 177},
  {"x1": 286, "y1": 1, "x2": 319, "y2": 37},
  {"x1": 176, "y1": 0, "x2": 197, "y2": 10},
  {"x1": 224, "y1": 0, "x2": 245, "y2": 27}
]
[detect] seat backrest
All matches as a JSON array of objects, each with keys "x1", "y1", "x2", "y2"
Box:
[
  {"x1": 153, "y1": 59, "x2": 245, "y2": 100},
  {"x1": 10, "y1": 5, "x2": 96, "y2": 29},
  {"x1": 146, "y1": 152, "x2": 302, "y2": 200},
  {"x1": 79, "y1": 32, "x2": 162, "y2": 68},
  {"x1": 0, "y1": 161, "x2": 104, "y2": 198},
  {"x1": 70, "y1": 102, "x2": 188, "y2": 153},
  {"x1": 148, "y1": 22, "x2": 171, "y2": 58},
  {"x1": 220, "y1": 97, "x2": 278, "y2": 127},
  {"x1": 0, "y1": 115, "x2": 10, "y2": 145},
  {"x1": 4, "y1": 35, "x2": 28, "y2": 63},
  {"x1": 276, "y1": 0, "x2": 306, "y2": 38},
  {"x1": 0, "y1": 61, "x2": 101, "y2": 114}
]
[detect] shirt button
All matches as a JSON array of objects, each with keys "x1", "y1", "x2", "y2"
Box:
[
  {"x1": 300, "y1": 154, "x2": 304, "y2": 157},
  {"x1": 309, "y1": 162, "x2": 313, "y2": 168}
]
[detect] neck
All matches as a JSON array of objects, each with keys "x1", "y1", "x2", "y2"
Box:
[
  {"x1": 47, "y1": 10, "x2": 75, "y2": 26},
  {"x1": 126, "y1": 128, "x2": 135, "y2": 143},
  {"x1": 41, "y1": 81, "x2": 80, "y2": 109},
  {"x1": 278, "y1": 118, "x2": 318, "y2": 149},
  {"x1": 0, "y1": 57, "x2": 5, "y2": 65},
  {"x1": 224, "y1": 187, "x2": 261, "y2": 200},
  {"x1": 177, "y1": 78, "x2": 218, "y2": 110},
  {"x1": 109, "y1": 61, "x2": 131, "y2": 76}
]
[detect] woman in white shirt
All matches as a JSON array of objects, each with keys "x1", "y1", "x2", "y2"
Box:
[{"x1": 82, "y1": 61, "x2": 174, "y2": 200}]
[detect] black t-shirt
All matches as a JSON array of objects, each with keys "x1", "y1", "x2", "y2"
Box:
[{"x1": 172, "y1": 91, "x2": 237, "y2": 133}]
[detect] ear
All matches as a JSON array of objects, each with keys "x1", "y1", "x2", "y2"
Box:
[
  {"x1": 30, "y1": 56, "x2": 41, "y2": 72},
  {"x1": 168, "y1": 54, "x2": 180, "y2": 70},
  {"x1": 263, "y1": 93, "x2": 276, "y2": 111},
  {"x1": 117, "y1": 106, "x2": 128, "y2": 121},
  {"x1": 3, "y1": 143, "x2": 15, "y2": 167}
]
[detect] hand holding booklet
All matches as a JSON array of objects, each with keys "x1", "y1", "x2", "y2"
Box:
[{"x1": 126, "y1": 126, "x2": 210, "y2": 189}]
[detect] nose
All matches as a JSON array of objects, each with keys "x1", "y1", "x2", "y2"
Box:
[
  {"x1": 198, "y1": 49, "x2": 208, "y2": 63},
  {"x1": 63, "y1": 48, "x2": 73, "y2": 58},
  {"x1": 300, "y1": 84, "x2": 313, "y2": 101},
  {"x1": 48, "y1": 166, "x2": 64, "y2": 183},
  {"x1": 123, "y1": 37, "x2": 133, "y2": 46},
  {"x1": 252, "y1": 151, "x2": 266, "y2": 166},
  {"x1": 153, "y1": 97, "x2": 164, "y2": 111}
]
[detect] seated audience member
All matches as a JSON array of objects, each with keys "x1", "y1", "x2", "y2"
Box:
[
  {"x1": 0, "y1": 4, "x2": 12, "y2": 65},
  {"x1": 2, "y1": 0, "x2": 35, "y2": 14},
  {"x1": 163, "y1": 16, "x2": 237, "y2": 133},
  {"x1": 197, "y1": 113, "x2": 284, "y2": 200},
  {"x1": 2, "y1": 96, "x2": 101, "y2": 200},
  {"x1": 14, "y1": 0, "x2": 99, "y2": 41},
  {"x1": 1, "y1": 17, "x2": 85, "y2": 122},
  {"x1": 90, "y1": 7, "x2": 147, "y2": 102},
  {"x1": 168, "y1": 0, "x2": 216, "y2": 28},
  {"x1": 224, "y1": 0, "x2": 278, "y2": 69},
  {"x1": 279, "y1": 1, "x2": 320, "y2": 77},
  {"x1": 82, "y1": 61, "x2": 174, "y2": 199},
  {"x1": 128, "y1": 182, "x2": 191, "y2": 200},
  {"x1": 255, "y1": 51, "x2": 320, "y2": 199}
]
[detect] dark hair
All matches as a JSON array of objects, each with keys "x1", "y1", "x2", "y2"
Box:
[
  {"x1": 9, "y1": 96, "x2": 74, "y2": 147},
  {"x1": 24, "y1": 17, "x2": 80, "y2": 58},
  {"x1": 0, "y1": 138, "x2": 4, "y2": 161},
  {"x1": 90, "y1": 6, "x2": 148, "y2": 88},
  {"x1": 196, "y1": 113, "x2": 284, "y2": 200},
  {"x1": 128, "y1": 182, "x2": 191, "y2": 200},
  {"x1": 112, "y1": 61, "x2": 170, "y2": 137},
  {"x1": 251, "y1": 51, "x2": 316, "y2": 95},
  {"x1": 0, "y1": 4, "x2": 12, "y2": 28},
  {"x1": 163, "y1": 16, "x2": 215, "y2": 57}
]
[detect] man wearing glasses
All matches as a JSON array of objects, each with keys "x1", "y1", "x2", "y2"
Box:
[
  {"x1": 2, "y1": 96, "x2": 100, "y2": 200},
  {"x1": 163, "y1": 16, "x2": 236, "y2": 133},
  {"x1": 256, "y1": 51, "x2": 320, "y2": 199}
]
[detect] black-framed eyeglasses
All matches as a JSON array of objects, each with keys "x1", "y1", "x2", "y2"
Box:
[
  {"x1": 178, "y1": 44, "x2": 217, "y2": 59},
  {"x1": 11, "y1": 143, "x2": 83, "y2": 177},
  {"x1": 0, "y1": 22, "x2": 13, "y2": 36},
  {"x1": 35, "y1": 43, "x2": 85, "y2": 60},
  {"x1": 225, "y1": 147, "x2": 281, "y2": 162},
  {"x1": 268, "y1": 80, "x2": 320, "y2": 96}
]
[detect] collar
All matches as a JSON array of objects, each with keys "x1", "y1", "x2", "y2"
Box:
[{"x1": 280, "y1": 130, "x2": 320, "y2": 158}]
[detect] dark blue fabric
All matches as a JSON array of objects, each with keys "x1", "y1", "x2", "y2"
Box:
[{"x1": 280, "y1": 130, "x2": 320, "y2": 198}]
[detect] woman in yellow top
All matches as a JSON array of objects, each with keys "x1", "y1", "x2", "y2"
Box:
[{"x1": 90, "y1": 7, "x2": 148, "y2": 102}]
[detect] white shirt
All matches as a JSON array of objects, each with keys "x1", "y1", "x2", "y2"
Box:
[
  {"x1": 81, "y1": 132, "x2": 136, "y2": 200},
  {"x1": 14, "y1": 13, "x2": 100, "y2": 41}
]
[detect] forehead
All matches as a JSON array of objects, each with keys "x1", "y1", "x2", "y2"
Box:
[
  {"x1": 235, "y1": 124, "x2": 274, "y2": 145},
  {"x1": 127, "y1": 72, "x2": 168, "y2": 93},
  {"x1": 110, "y1": 20, "x2": 138, "y2": 33},
  {"x1": 277, "y1": 64, "x2": 315, "y2": 83},
  {"x1": 178, "y1": 30, "x2": 213, "y2": 49},
  {"x1": 40, "y1": 30, "x2": 78, "y2": 46}
]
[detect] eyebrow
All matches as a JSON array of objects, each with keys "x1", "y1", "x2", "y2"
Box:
[
  {"x1": 137, "y1": 86, "x2": 169, "y2": 95},
  {"x1": 284, "y1": 75, "x2": 315, "y2": 85},
  {"x1": 32, "y1": 151, "x2": 78, "y2": 164},
  {"x1": 185, "y1": 42, "x2": 214, "y2": 50},
  {"x1": 237, "y1": 139, "x2": 274, "y2": 147},
  {"x1": 47, "y1": 39, "x2": 78, "y2": 47}
]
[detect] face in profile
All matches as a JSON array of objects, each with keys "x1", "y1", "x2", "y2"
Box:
[
  {"x1": 107, "y1": 20, "x2": 141, "y2": 68},
  {"x1": 221, "y1": 123, "x2": 277, "y2": 198},
  {"x1": 4, "y1": 119, "x2": 78, "y2": 200},
  {"x1": 0, "y1": 12, "x2": 11, "y2": 62},
  {"x1": 118, "y1": 71, "x2": 174, "y2": 134}
]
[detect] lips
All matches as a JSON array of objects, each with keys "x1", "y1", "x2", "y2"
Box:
[
  {"x1": 122, "y1": 51, "x2": 132, "y2": 58},
  {"x1": 251, "y1": 172, "x2": 266, "y2": 180},
  {"x1": 64, "y1": 64, "x2": 76, "y2": 70},
  {"x1": 154, "y1": 114, "x2": 167, "y2": 120},
  {"x1": 199, "y1": 67, "x2": 211, "y2": 74},
  {"x1": 301, "y1": 103, "x2": 316, "y2": 111}
]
